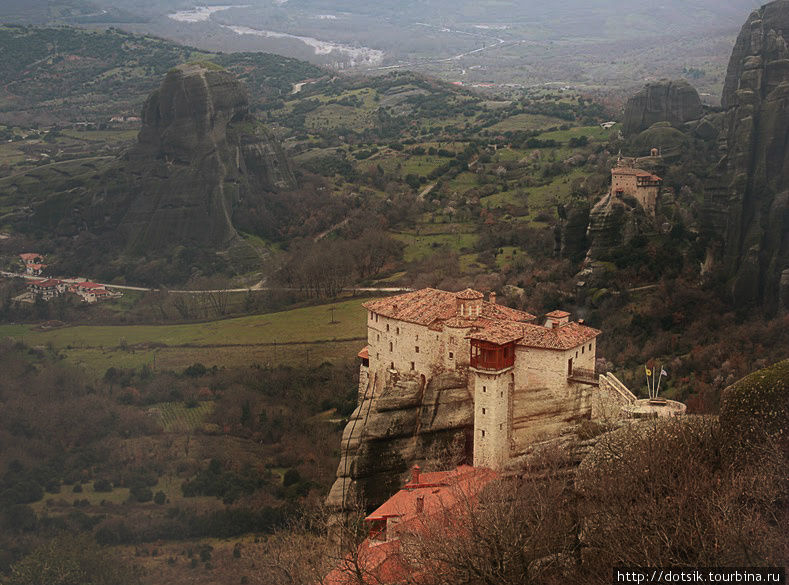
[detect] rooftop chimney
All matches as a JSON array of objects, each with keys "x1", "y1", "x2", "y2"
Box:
[
  {"x1": 415, "y1": 495, "x2": 424, "y2": 514},
  {"x1": 411, "y1": 464, "x2": 421, "y2": 485},
  {"x1": 489, "y1": 291, "x2": 496, "y2": 305}
]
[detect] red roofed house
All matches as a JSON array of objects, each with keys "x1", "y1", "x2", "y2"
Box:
[
  {"x1": 27, "y1": 278, "x2": 66, "y2": 300},
  {"x1": 362, "y1": 288, "x2": 604, "y2": 469},
  {"x1": 611, "y1": 166, "x2": 663, "y2": 216},
  {"x1": 323, "y1": 465, "x2": 497, "y2": 585},
  {"x1": 71, "y1": 281, "x2": 122, "y2": 303},
  {"x1": 19, "y1": 253, "x2": 47, "y2": 276}
]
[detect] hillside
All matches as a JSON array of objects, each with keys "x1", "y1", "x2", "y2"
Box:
[{"x1": 0, "y1": 25, "x2": 323, "y2": 125}]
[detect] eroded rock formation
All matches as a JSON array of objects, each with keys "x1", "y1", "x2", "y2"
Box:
[
  {"x1": 622, "y1": 79, "x2": 703, "y2": 137},
  {"x1": 119, "y1": 63, "x2": 295, "y2": 253},
  {"x1": 327, "y1": 370, "x2": 473, "y2": 512},
  {"x1": 705, "y1": 1, "x2": 789, "y2": 310}
]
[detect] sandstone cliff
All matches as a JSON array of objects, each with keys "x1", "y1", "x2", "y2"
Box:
[
  {"x1": 119, "y1": 63, "x2": 295, "y2": 254},
  {"x1": 622, "y1": 79, "x2": 703, "y2": 137},
  {"x1": 705, "y1": 1, "x2": 789, "y2": 311},
  {"x1": 326, "y1": 370, "x2": 473, "y2": 512}
]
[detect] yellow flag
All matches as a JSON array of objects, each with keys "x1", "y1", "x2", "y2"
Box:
[{"x1": 645, "y1": 366, "x2": 652, "y2": 376}]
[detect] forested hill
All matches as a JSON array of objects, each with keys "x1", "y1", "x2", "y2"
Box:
[{"x1": 0, "y1": 25, "x2": 324, "y2": 124}]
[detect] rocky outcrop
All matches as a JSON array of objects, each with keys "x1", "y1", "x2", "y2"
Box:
[
  {"x1": 623, "y1": 79, "x2": 703, "y2": 137},
  {"x1": 119, "y1": 63, "x2": 295, "y2": 254},
  {"x1": 585, "y1": 190, "x2": 651, "y2": 258},
  {"x1": 327, "y1": 370, "x2": 473, "y2": 512},
  {"x1": 705, "y1": 1, "x2": 789, "y2": 311}
]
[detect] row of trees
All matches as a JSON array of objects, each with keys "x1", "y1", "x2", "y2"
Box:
[{"x1": 276, "y1": 231, "x2": 405, "y2": 298}]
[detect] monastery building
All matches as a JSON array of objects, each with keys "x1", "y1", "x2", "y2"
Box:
[{"x1": 361, "y1": 288, "x2": 603, "y2": 469}]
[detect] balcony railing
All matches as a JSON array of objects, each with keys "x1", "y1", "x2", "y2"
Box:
[{"x1": 568, "y1": 367, "x2": 599, "y2": 385}]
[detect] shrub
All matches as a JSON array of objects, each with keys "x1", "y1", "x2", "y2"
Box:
[{"x1": 93, "y1": 479, "x2": 112, "y2": 493}]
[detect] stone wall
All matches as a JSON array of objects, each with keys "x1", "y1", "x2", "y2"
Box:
[
  {"x1": 366, "y1": 311, "x2": 471, "y2": 378},
  {"x1": 508, "y1": 342, "x2": 596, "y2": 453},
  {"x1": 593, "y1": 372, "x2": 637, "y2": 422},
  {"x1": 471, "y1": 368, "x2": 513, "y2": 468}
]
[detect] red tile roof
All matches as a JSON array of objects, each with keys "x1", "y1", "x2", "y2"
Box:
[
  {"x1": 322, "y1": 540, "x2": 407, "y2": 585},
  {"x1": 466, "y1": 320, "x2": 526, "y2": 344},
  {"x1": 19, "y1": 253, "x2": 42, "y2": 261},
  {"x1": 366, "y1": 288, "x2": 597, "y2": 350},
  {"x1": 323, "y1": 466, "x2": 498, "y2": 585},
  {"x1": 322, "y1": 466, "x2": 497, "y2": 584},
  {"x1": 78, "y1": 282, "x2": 104, "y2": 289},
  {"x1": 358, "y1": 346, "x2": 369, "y2": 360},
  {"x1": 34, "y1": 279, "x2": 61, "y2": 288},
  {"x1": 612, "y1": 167, "x2": 662, "y2": 182},
  {"x1": 456, "y1": 288, "x2": 484, "y2": 300},
  {"x1": 364, "y1": 289, "x2": 535, "y2": 328},
  {"x1": 545, "y1": 310, "x2": 570, "y2": 319},
  {"x1": 518, "y1": 321, "x2": 600, "y2": 350},
  {"x1": 366, "y1": 465, "x2": 496, "y2": 525}
]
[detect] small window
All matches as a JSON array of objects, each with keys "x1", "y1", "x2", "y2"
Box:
[
  {"x1": 386, "y1": 324, "x2": 390, "y2": 332},
  {"x1": 415, "y1": 346, "x2": 420, "y2": 353},
  {"x1": 589, "y1": 343, "x2": 592, "y2": 351},
  {"x1": 482, "y1": 386, "x2": 487, "y2": 393},
  {"x1": 389, "y1": 342, "x2": 393, "y2": 352},
  {"x1": 411, "y1": 362, "x2": 415, "y2": 371},
  {"x1": 375, "y1": 314, "x2": 379, "y2": 322},
  {"x1": 481, "y1": 429, "x2": 486, "y2": 437},
  {"x1": 499, "y1": 423, "x2": 503, "y2": 430},
  {"x1": 582, "y1": 346, "x2": 585, "y2": 354},
  {"x1": 396, "y1": 327, "x2": 400, "y2": 335},
  {"x1": 369, "y1": 311, "x2": 373, "y2": 319},
  {"x1": 377, "y1": 334, "x2": 380, "y2": 341},
  {"x1": 449, "y1": 352, "x2": 454, "y2": 359},
  {"x1": 377, "y1": 353, "x2": 380, "y2": 360},
  {"x1": 482, "y1": 408, "x2": 486, "y2": 415},
  {"x1": 390, "y1": 362, "x2": 395, "y2": 369},
  {"x1": 500, "y1": 392, "x2": 504, "y2": 397},
  {"x1": 576, "y1": 351, "x2": 578, "y2": 358},
  {"x1": 416, "y1": 334, "x2": 419, "y2": 341}
]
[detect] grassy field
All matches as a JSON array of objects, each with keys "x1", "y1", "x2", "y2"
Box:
[
  {"x1": 487, "y1": 113, "x2": 566, "y2": 132},
  {"x1": 481, "y1": 168, "x2": 587, "y2": 211},
  {"x1": 154, "y1": 401, "x2": 215, "y2": 433},
  {"x1": 537, "y1": 124, "x2": 615, "y2": 143},
  {"x1": 0, "y1": 299, "x2": 373, "y2": 374},
  {"x1": 60, "y1": 128, "x2": 139, "y2": 143},
  {"x1": 392, "y1": 230, "x2": 479, "y2": 262}
]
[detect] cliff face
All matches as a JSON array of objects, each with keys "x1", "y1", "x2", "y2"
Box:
[
  {"x1": 327, "y1": 370, "x2": 473, "y2": 512},
  {"x1": 706, "y1": 1, "x2": 789, "y2": 310},
  {"x1": 622, "y1": 79, "x2": 703, "y2": 137},
  {"x1": 119, "y1": 63, "x2": 295, "y2": 254}
]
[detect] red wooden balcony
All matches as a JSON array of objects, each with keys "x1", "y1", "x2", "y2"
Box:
[{"x1": 470, "y1": 340, "x2": 515, "y2": 371}]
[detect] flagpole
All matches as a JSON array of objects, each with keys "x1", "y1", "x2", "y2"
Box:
[
  {"x1": 645, "y1": 366, "x2": 651, "y2": 398},
  {"x1": 655, "y1": 364, "x2": 663, "y2": 397}
]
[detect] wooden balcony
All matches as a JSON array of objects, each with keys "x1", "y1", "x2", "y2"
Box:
[{"x1": 470, "y1": 340, "x2": 515, "y2": 371}]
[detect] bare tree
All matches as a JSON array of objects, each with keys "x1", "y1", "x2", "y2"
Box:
[
  {"x1": 404, "y1": 448, "x2": 578, "y2": 585},
  {"x1": 575, "y1": 417, "x2": 788, "y2": 583}
]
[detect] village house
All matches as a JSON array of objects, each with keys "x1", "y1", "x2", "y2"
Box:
[
  {"x1": 19, "y1": 253, "x2": 47, "y2": 276},
  {"x1": 610, "y1": 165, "x2": 663, "y2": 216},
  {"x1": 323, "y1": 465, "x2": 497, "y2": 585},
  {"x1": 27, "y1": 278, "x2": 66, "y2": 300},
  {"x1": 69, "y1": 281, "x2": 122, "y2": 303},
  {"x1": 360, "y1": 288, "x2": 605, "y2": 470}
]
